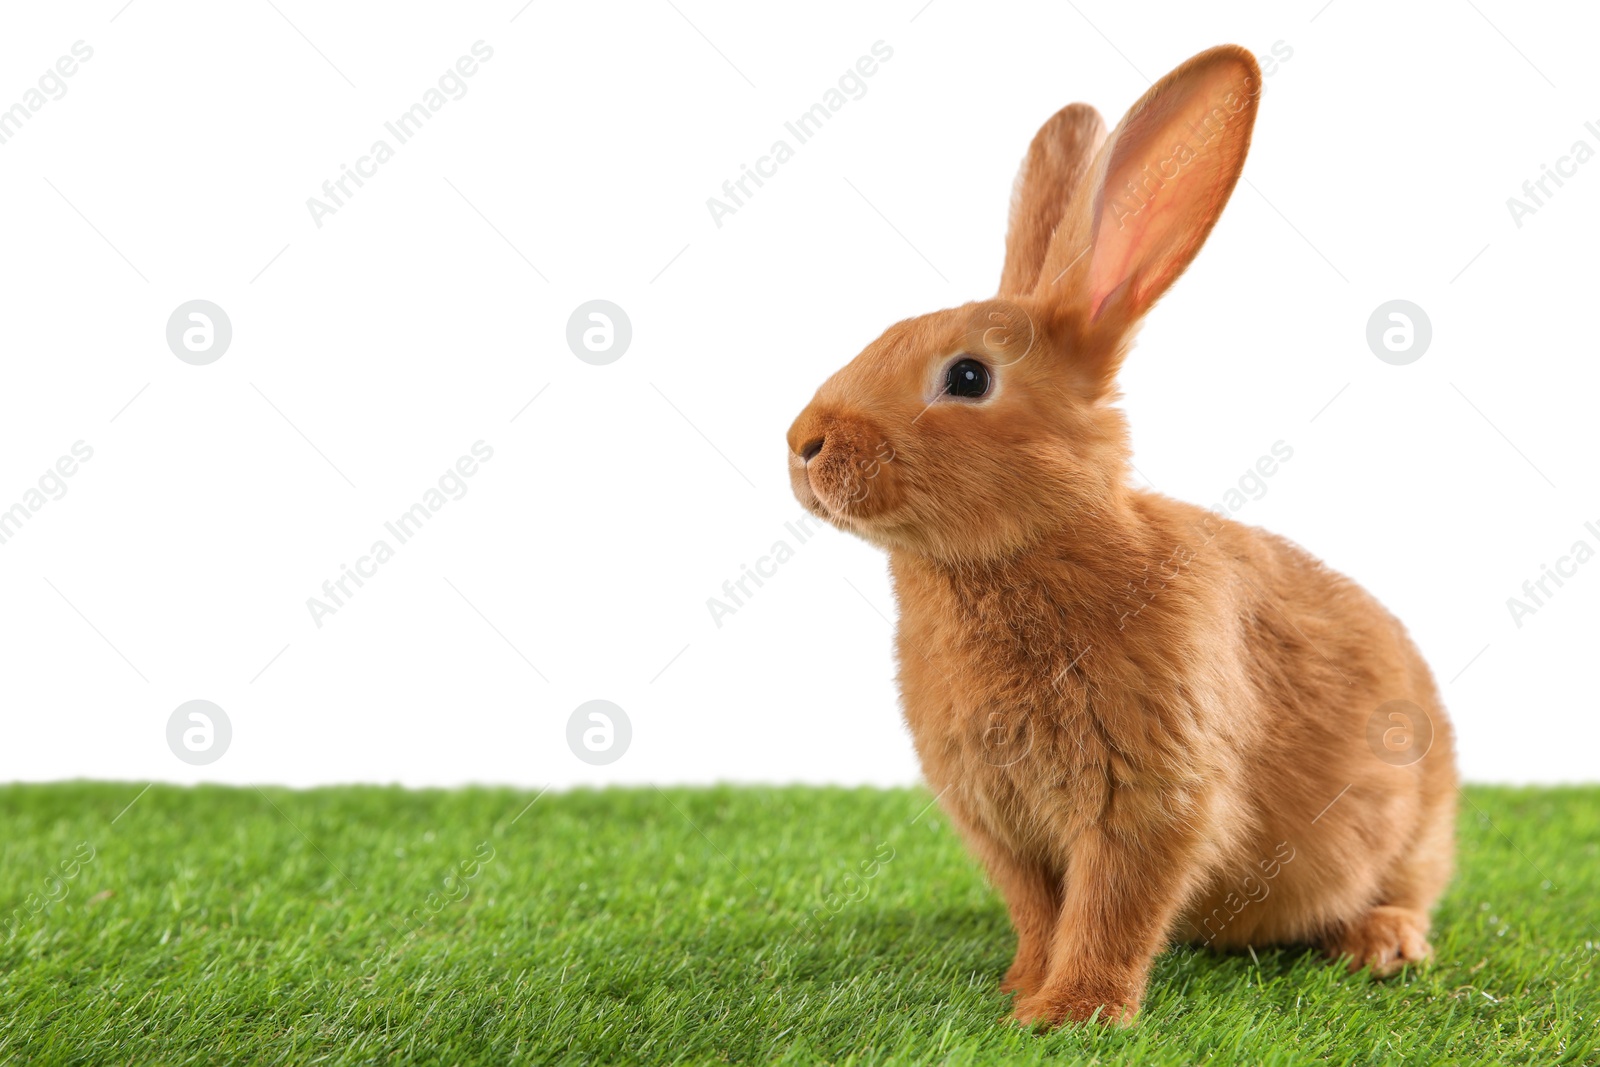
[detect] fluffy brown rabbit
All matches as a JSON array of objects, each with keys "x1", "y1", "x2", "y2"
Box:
[{"x1": 785, "y1": 44, "x2": 1457, "y2": 1028}]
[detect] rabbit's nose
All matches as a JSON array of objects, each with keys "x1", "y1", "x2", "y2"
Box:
[{"x1": 799, "y1": 436, "x2": 825, "y2": 463}]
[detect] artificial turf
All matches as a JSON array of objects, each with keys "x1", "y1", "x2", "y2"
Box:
[{"x1": 0, "y1": 782, "x2": 1595, "y2": 1065}]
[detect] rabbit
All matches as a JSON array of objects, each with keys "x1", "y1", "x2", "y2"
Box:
[{"x1": 785, "y1": 44, "x2": 1456, "y2": 1028}]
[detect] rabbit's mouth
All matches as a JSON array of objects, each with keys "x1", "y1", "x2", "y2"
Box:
[
  {"x1": 794, "y1": 479, "x2": 832, "y2": 522},
  {"x1": 791, "y1": 457, "x2": 848, "y2": 525}
]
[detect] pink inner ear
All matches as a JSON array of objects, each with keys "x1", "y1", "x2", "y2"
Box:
[
  {"x1": 1086, "y1": 180, "x2": 1176, "y2": 320},
  {"x1": 1082, "y1": 66, "x2": 1254, "y2": 323},
  {"x1": 1087, "y1": 170, "x2": 1222, "y2": 321}
]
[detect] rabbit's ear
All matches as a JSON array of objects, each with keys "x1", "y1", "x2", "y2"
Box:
[
  {"x1": 1038, "y1": 45, "x2": 1260, "y2": 353},
  {"x1": 998, "y1": 103, "x2": 1107, "y2": 298}
]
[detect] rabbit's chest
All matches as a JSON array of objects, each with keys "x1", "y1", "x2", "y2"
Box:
[
  {"x1": 896, "y1": 609, "x2": 1113, "y2": 856},
  {"x1": 889, "y1": 557, "x2": 1210, "y2": 859}
]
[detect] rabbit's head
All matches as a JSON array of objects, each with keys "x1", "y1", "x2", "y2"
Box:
[{"x1": 787, "y1": 45, "x2": 1261, "y2": 563}]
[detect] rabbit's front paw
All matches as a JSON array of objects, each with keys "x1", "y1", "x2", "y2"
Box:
[{"x1": 1013, "y1": 978, "x2": 1139, "y2": 1029}]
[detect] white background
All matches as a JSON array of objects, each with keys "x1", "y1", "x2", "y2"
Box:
[{"x1": 1, "y1": 0, "x2": 1594, "y2": 789}]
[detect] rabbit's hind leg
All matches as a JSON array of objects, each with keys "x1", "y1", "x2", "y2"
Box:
[
  {"x1": 1317, "y1": 904, "x2": 1433, "y2": 976},
  {"x1": 1318, "y1": 788, "x2": 1453, "y2": 976}
]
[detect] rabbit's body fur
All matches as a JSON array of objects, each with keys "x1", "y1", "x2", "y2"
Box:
[
  {"x1": 892, "y1": 489, "x2": 1455, "y2": 1016},
  {"x1": 787, "y1": 45, "x2": 1456, "y2": 1026}
]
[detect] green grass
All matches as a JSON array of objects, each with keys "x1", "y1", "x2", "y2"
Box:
[{"x1": 1, "y1": 783, "x2": 1596, "y2": 1066}]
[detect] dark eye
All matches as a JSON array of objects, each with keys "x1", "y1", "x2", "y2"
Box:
[{"x1": 944, "y1": 358, "x2": 991, "y2": 399}]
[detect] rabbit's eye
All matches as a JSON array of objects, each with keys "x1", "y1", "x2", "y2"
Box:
[{"x1": 944, "y1": 358, "x2": 991, "y2": 399}]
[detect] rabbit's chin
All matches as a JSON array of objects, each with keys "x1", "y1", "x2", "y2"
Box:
[
  {"x1": 795, "y1": 477, "x2": 859, "y2": 532},
  {"x1": 792, "y1": 469, "x2": 894, "y2": 546}
]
